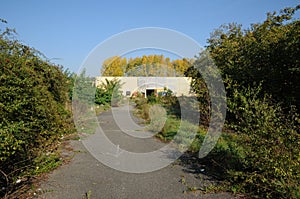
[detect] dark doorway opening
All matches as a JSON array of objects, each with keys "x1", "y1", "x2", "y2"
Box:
[{"x1": 146, "y1": 89, "x2": 155, "y2": 98}]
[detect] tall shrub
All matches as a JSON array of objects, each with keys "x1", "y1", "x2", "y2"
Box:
[
  {"x1": 0, "y1": 21, "x2": 74, "y2": 196},
  {"x1": 226, "y1": 82, "x2": 300, "y2": 198}
]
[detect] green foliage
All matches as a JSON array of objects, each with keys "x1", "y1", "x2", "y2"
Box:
[
  {"x1": 174, "y1": 120, "x2": 200, "y2": 152},
  {"x1": 95, "y1": 78, "x2": 123, "y2": 107},
  {"x1": 32, "y1": 152, "x2": 62, "y2": 175},
  {"x1": 73, "y1": 69, "x2": 95, "y2": 105},
  {"x1": 133, "y1": 91, "x2": 199, "y2": 147},
  {"x1": 225, "y1": 82, "x2": 300, "y2": 198},
  {"x1": 133, "y1": 96, "x2": 150, "y2": 120},
  {"x1": 134, "y1": 91, "x2": 243, "y2": 172},
  {"x1": 146, "y1": 93, "x2": 158, "y2": 104},
  {"x1": 156, "y1": 117, "x2": 179, "y2": 141},
  {"x1": 0, "y1": 22, "x2": 74, "y2": 197},
  {"x1": 188, "y1": 70, "x2": 300, "y2": 198},
  {"x1": 207, "y1": 6, "x2": 300, "y2": 109},
  {"x1": 71, "y1": 70, "x2": 99, "y2": 135},
  {"x1": 186, "y1": 5, "x2": 300, "y2": 198},
  {"x1": 200, "y1": 132, "x2": 246, "y2": 180},
  {"x1": 185, "y1": 61, "x2": 210, "y2": 126},
  {"x1": 63, "y1": 68, "x2": 77, "y2": 100}
]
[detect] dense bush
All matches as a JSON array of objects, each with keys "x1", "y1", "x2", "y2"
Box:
[
  {"x1": 225, "y1": 82, "x2": 300, "y2": 198},
  {"x1": 186, "y1": 6, "x2": 300, "y2": 198},
  {"x1": 0, "y1": 22, "x2": 74, "y2": 196},
  {"x1": 207, "y1": 6, "x2": 300, "y2": 110}
]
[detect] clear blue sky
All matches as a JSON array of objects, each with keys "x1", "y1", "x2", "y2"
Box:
[{"x1": 1, "y1": 0, "x2": 299, "y2": 73}]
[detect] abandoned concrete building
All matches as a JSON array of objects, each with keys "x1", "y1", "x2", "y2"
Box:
[{"x1": 95, "y1": 77, "x2": 193, "y2": 97}]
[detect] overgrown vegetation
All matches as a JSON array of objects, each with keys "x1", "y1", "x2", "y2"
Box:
[
  {"x1": 71, "y1": 70, "x2": 97, "y2": 135},
  {"x1": 0, "y1": 20, "x2": 75, "y2": 197},
  {"x1": 72, "y1": 72, "x2": 124, "y2": 135},
  {"x1": 133, "y1": 91, "x2": 202, "y2": 148},
  {"x1": 207, "y1": 6, "x2": 300, "y2": 110},
  {"x1": 224, "y1": 82, "x2": 300, "y2": 198},
  {"x1": 1, "y1": 4, "x2": 299, "y2": 199},
  {"x1": 134, "y1": 6, "x2": 300, "y2": 198},
  {"x1": 186, "y1": 6, "x2": 300, "y2": 198}
]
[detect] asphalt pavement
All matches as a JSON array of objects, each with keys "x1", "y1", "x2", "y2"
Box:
[{"x1": 38, "y1": 105, "x2": 238, "y2": 199}]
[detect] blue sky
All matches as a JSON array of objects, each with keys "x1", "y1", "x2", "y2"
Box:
[{"x1": 1, "y1": 0, "x2": 299, "y2": 74}]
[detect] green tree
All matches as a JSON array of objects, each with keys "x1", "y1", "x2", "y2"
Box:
[
  {"x1": 72, "y1": 69, "x2": 95, "y2": 104},
  {"x1": 207, "y1": 6, "x2": 300, "y2": 109},
  {"x1": 95, "y1": 78, "x2": 123, "y2": 106}
]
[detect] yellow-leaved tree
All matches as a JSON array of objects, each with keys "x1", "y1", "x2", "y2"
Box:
[{"x1": 101, "y1": 56, "x2": 127, "y2": 76}]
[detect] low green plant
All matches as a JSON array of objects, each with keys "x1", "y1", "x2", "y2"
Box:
[
  {"x1": 156, "y1": 117, "x2": 180, "y2": 141},
  {"x1": 83, "y1": 190, "x2": 92, "y2": 199},
  {"x1": 147, "y1": 93, "x2": 158, "y2": 104},
  {"x1": 173, "y1": 120, "x2": 199, "y2": 152},
  {"x1": 95, "y1": 104, "x2": 110, "y2": 116},
  {"x1": 32, "y1": 153, "x2": 62, "y2": 175}
]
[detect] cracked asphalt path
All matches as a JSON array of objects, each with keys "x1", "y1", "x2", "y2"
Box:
[{"x1": 38, "y1": 106, "x2": 237, "y2": 199}]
